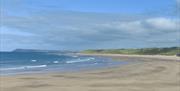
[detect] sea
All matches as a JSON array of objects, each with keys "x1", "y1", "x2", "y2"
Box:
[{"x1": 0, "y1": 52, "x2": 127, "y2": 76}]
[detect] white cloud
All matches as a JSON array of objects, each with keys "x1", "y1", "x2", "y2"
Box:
[
  {"x1": 145, "y1": 17, "x2": 178, "y2": 31},
  {"x1": 1, "y1": 26, "x2": 35, "y2": 36},
  {"x1": 1, "y1": 11, "x2": 179, "y2": 51},
  {"x1": 99, "y1": 21, "x2": 145, "y2": 33},
  {"x1": 96, "y1": 17, "x2": 179, "y2": 34}
]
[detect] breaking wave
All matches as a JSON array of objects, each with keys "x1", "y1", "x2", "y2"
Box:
[
  {"x1": 0, "y1": 65, "x2": 47, "y2": 71},
  {"x1": 66, "y1": 57, "x2": 95, "y2": 64}
]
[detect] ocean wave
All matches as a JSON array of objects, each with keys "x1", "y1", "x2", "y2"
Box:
[
  {"x1": 72, "y1": 55, "x2": 78, "y2": 58},
  {"x1": 0, "y1": 65, "x2": 47, "y2": 71},
  {"x1": 31, "y1": 60, "x2": 37, "y2": 62},
  {"x1": 66, "y1": 57, "x2": 95, "y2": 64},
  {"x1": 53, "y1": 61, "x2": 59, "y2": 64}
]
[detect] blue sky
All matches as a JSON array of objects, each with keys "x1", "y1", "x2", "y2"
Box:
[{"x1": 1, "y1": 0, "x2": 180, "y2": 51}]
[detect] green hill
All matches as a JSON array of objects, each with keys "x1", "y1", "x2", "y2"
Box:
[{"x1": 81, "y1": 47, "x2": 180, "y2": 56}]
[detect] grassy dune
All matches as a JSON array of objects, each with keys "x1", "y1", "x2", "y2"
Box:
[{"x1": 81, "y1": 47, "x2": 180, "y2": 56}]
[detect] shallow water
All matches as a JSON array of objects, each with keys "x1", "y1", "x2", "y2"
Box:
[{"x1": 0, "y1": 52, "x2": 127, "y2": 75}]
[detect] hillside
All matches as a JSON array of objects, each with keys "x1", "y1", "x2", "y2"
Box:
[{"x1": 81, "y1": 47, "x2": 180, "y2": 56}]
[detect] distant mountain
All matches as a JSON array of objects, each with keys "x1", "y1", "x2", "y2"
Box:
[{"x1": 12, "y1": 49, "x2": 77, "y2": 53}]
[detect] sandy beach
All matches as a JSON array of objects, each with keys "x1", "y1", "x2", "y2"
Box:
[{"x1": 1, "y1": 54, "x2": 180, "y2": 91}]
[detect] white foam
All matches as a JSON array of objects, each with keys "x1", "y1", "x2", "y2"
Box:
[
  {"x1": 31, "y1": 60, "x2": 37, "y2": 62},
  {"x1": 0, "y1": 67, "x2": 25, "y2": 71},
  {"x1": 25, "y1": 65, "x2": 47, "y2": 69},
  {"x1": 0, "y1": 65, "x2": 47, "y2": 71},
  {"x1": 72, "y1": 55, "x2": 78, "y2": 58},
  {"x1": 66, "y1": 57, "x2": 95, "y2": 64},
  {"x1": 89, "y1": 58, "x2": 95, "y2": 60},
  {"x1": 53, "y1": 61, "x2": 59, "y2": 64}
]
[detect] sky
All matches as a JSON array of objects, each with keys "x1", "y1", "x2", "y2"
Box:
[{"x1": 0, "y1": 0, "x2": 180, "y2": 51}]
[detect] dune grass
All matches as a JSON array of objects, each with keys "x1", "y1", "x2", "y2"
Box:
[{"x1": 81, "y1": 47, "x2": 180, "y2": 56}]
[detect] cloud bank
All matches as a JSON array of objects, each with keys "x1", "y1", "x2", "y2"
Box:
[
  {"x1": 0, "y1": 0, "x2": 180, "y2": 50},
  {"x1": 1, "y1": 11, "x2": 180, "y2": 51}
]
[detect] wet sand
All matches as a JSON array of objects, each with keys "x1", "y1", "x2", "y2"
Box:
[{"x1": 1, "y1": 54, "x2": 180, "y2": 91}]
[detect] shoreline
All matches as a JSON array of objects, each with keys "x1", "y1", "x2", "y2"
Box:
[
  {"x1": 78, "y1": 53, "x2": 180, "y2": 61},
  {"x1": 1, "y1": 54, "x2": 180, "y2": 91}
]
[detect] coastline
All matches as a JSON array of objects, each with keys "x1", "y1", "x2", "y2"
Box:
[
  {"x1": 78, "y1": 53, "x2": 180, "y2": 61},
  {"x1": 1, "y1": 54, "x2": 180, "y2": 91}
]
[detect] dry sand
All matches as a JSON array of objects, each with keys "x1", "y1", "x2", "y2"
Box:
[{"x1": 1, "y1": 54, "x2": 180, "y2": 91}]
